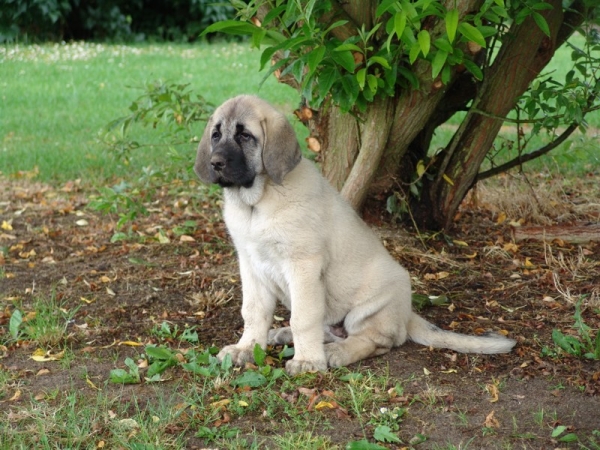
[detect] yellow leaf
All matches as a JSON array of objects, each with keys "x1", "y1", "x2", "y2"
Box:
[
  {"x1": 9, "y1": 389, "x2": 22, "y2": 401},
  {"x1": 524, "y1": 257, "x2": 535, "y2": 268},
  {"x1": 100, "y1": 275, "x2": 111, "y2": 283},
  {"x1": 1, "y1": 220, "x2": 13, "y2": 231},
  {"x1": 80, "y1": 297, "x2": 94, "y2": 304},
  {"x1": 441, "y1": 368, "x2": 458, "y2": 374},
  {"x1": 238, "y1": 400, "x2": 249, "y2": 407},
  {"x1": 315, "y1": 401, "x2": 335, "y2": 411},
  {"x1": 31, "y1": 349, "x2": 65, "y2": 362},
  {"x1": 437, "y1": 271, "x2": 450, "y2": 279},
  {"x1": 496, "y1": 212, "x2": 507, "y2": 224},
  {"x1": 416, "y1": 160, "x2": 426, "y2": 177},
  {"x1": 486, "y1": 383, "x2": 499, "y2": 403},
  {"x1": 465, "y1": 252, "x2": 478, "y2": 259},
  {"x1": 119, "y1": 341, "x2": 143, "y2": 347},
  {"x1": 210, "y1": 399, "x2": 230, "y2": 409},
  {"x1": 423, "y1": 367, "x2": 431, "y2": 375},
  {"x1": 503, "y1": 243, "x2": 519, "y2": 253},
  {"x1": 97, "y1": 440, "x2": 106, "y2": 449},
  {"x1": 484, "y1": 410, "x2": 500, "y2": 428},
  {"x1": 442, "y1": 173, "x2": 454, "y2": 186},
  {"x1": 86, "y1": 376, "x2": 101, "y2": 391},
  {"x1": 453, "y1": 240, "x2": 469, "y2": 247}
]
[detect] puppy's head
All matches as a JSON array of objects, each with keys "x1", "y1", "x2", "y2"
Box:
[{"x1": 194, "y1": 95, "x2": 302, "y2": 187}]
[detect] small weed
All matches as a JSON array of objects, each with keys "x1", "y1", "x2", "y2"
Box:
[
  {"x1": 552, "y1": 425, "x2": 579, "y2": 444},
  {"x1": 544, "y1": 298, "x2": 600, "y2": 360},
  {"x1": 196, "y1": 425, "x2": 241, "y2": 443},
  {"x1": 6, "y1": 294, "x2": 78, "y2": 347}
]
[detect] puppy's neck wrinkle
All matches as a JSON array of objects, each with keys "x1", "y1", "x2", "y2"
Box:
[{"x1": 225, "y1": 175, "x2": 267, "y2": 208}]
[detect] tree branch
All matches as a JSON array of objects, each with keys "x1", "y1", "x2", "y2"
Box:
[
  {"x1": 475, "y1": 123, "x2": 578, "y2": 181},
  {"x1": 476, "y1": 90, "x2": 597, "y2": 181}
]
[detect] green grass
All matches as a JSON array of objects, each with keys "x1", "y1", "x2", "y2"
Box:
[
  {"x1": 0, "y1": 42, "x2": 302, "y2": 184},
  {"x1": 2, "y1": 38, "x2": 598, "y2": 186}
]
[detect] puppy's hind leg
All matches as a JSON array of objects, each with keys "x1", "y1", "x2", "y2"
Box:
[{"x1": 325, "y1": 297, "x2": 405, "y2": 368}]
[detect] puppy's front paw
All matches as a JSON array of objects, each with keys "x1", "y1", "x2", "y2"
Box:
[
  {"x1": 217, "y1": 345, "x2": 255, "y2": 366},
  {"x1": 267, "y1": 327, "x2": 294, "y2": 345},
  {"x1": 285, "y1": 358, "x2": 327, "y2": 376}
]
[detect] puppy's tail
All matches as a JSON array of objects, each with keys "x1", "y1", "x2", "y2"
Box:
[{"x1": 407, "y1": 313, "x2": 516, "y2": 354}]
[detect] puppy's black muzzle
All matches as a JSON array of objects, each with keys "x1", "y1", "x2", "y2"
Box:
[{"x1": 209, "y1": 144, "x2": 255, "y2": 188}]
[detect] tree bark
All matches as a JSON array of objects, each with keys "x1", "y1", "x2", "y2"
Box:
[{"x1": 417, "y1": 0, "x2": 566, "y2": 230}]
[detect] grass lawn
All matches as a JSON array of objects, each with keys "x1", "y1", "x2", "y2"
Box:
[
  {"x1": 1, "y1": 42, "x2": 302, "y2": 184},
  {"x1": 1, "y1": 38, "x2": 598, "y2": 186}
]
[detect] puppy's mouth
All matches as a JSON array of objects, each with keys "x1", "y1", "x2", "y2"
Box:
[{"x1": 213, "y1": 170, "x2": 255, "y2": 189}]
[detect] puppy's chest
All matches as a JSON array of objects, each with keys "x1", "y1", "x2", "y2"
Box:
[{"x1": 226, "y1": 208, "x2": 291, "y2": 293}]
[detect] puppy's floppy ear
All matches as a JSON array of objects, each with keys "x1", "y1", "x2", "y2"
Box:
[
  {"x1": 261, "y1": 113, "x2": 302, "y2": 185},
  {"x1": 194, "y1": 116, "x2": 215, "y2": 184}
]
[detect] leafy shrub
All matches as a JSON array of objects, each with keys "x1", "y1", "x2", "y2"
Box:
[{"x1": 0, "y1": 0, "x2": 235, "y2": 42}]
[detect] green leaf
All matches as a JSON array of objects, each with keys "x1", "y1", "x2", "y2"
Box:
[
  {"x1": 432, "y1": 50, "x2": 448, "y2": 79},
  {"x1": 445, "y1": 8, "x2": 459, "y2": 43},
  {"x1": 558, "y1": 433, "x2": 579, "y2": 443},
  {"x1": 376, "y1": 0, "x2": 399, "y2": 18},
  {"x1": 368, "y1": 56, "x2": 391, "y2": 69},
  {"x1": 374, "y1": 425, "x2": 402, "y2": 443},
  {"x1": 458, "y1": 23, "x2": 486, "y2": 48},
  {"x1": 182, "y1": 361, "x2": 211, "y2": 376},
  {"x1": 367, "y1": 74, "x2": 379, "y2": 94},
  {"x1": 409, "y1": 41, "x2": 421, "y2": 64},
  {"x1": 324, "y1": 20, "x2": 349, "y2": 34},
  {"x1": 345, "y1": 440, "x2": 388, "y2": 450},
  {"x1": 253, "y1": 343, "x2": 266, "y2": 366},
  {"x1": 262, "y1": 5, "x2": 286, "y2": 26},
  {"x1": 463, "y1": 58, "x2": 483, "y2": 80},
  {"x1": 394, "y1": 11, "x2": 407, "y2": 40},
  {"x1": 332, "y1": 50, "x2": 356, "y2": 73},
  {"x1": 110, "y1": 358, "x2": 141, "y2": 384},
  {"x1": 334, "y1": 43, "x2": 362, "y2": 52},
  {"x1": 9, "y1": 309, "x2": 22, "y2": 340},
  {"x1": 202, "y1": 20, "x2": 259, "y2": 37},
  {"x1": 317, "y1": 66, "x2": 339, "y2": 104},
  {"x1": 434, "y1": 38, "x2": 453, "y2": 53},
  {"x1": 552, "y1": 426, "x2": 567, "y2": 438},
  {"x1": 417, "y1": 30, "x2": 431, "y2": 57},
  {"x1": 307, "y1": 46, "x2": 326, "y2": 75},
  {"x1": 145, "y1": 346, "x2": 175, "y2": 361},
  {"x1": 231, "y1": 371, "x2": 267, "y2": 388},
  {"x1": 532, "y1": 12, "x2": 550, "y2": 37},
  {"x1": 356, "y1": 68, "x2": 367, "y2": 89}
]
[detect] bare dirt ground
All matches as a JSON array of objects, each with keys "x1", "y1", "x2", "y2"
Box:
[{"x1": 1, "y1": 172, "x2": 599, "y2": 449}]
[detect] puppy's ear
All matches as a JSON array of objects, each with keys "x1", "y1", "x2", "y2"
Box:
[
  {"x1": 261, "y1": 113, "x2": 302, "y2": 185},
  {"x1": 194, "y1": 116, "x2": 215, "y2": 184}
]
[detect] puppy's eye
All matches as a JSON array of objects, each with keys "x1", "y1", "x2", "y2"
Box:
[
  {"x1": 239, "y1": 132, "x2": 252, "y2": 141},
  {"x1": 211, "y1": 131, "x2": 221, "y2": 141}
]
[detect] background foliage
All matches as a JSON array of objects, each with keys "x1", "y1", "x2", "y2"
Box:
[{"x1": 0, "y1": 0, "x2": 235, "y2": 42}]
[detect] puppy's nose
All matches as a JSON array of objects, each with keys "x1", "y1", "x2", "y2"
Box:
[{"x1": 210, "y1": 154, "x2": 227, "y2": 172}]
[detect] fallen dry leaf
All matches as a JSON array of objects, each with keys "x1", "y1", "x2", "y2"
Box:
[
  {"x1": 31, "y1": 348, "x2": 65, "y2": 362},
  {"x1": 486, "y1": 383, "x2": 500, "y2": 403},
  {"x1": 484, "y1": 410, "x2": 500, "y2": 428},
  {"x1": 9, "y1": 389, "x2": 22, "y2": 401},
  {"x1": 314, "y1": 401, "x2": 335, "y2": 411}
]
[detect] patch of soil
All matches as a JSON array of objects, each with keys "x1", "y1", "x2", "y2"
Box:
[{"x1": 1, "y1": 175, "x2": 599, "y2": 448}]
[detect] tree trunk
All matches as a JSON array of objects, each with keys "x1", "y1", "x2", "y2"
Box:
[{"x1": 415, "y1": 0, "x2": 565, "y2": 230}]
